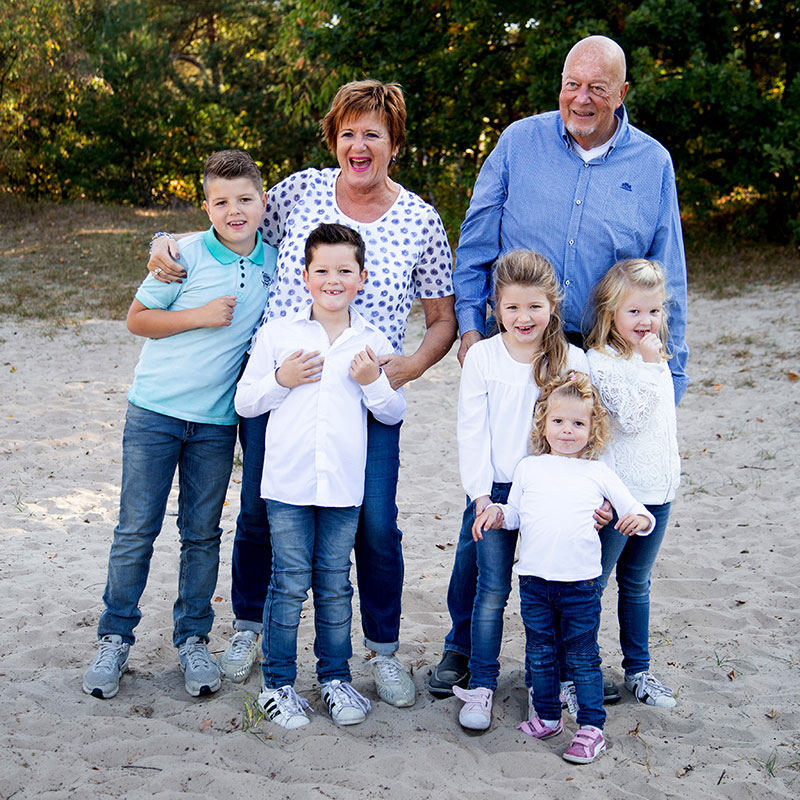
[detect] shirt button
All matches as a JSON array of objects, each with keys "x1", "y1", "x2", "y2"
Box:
[
  {"x1": 565, "y1": 279, "x2": 571, "y2": 286},
  {"x1": 575, "y1": 199, "x2": 581, "y2": 205},
  {"x1": 569, "y1": 239, "x2": 575, "y2": 245},
  {"x1": 584, "y1": 162, "x2": 589, "y2": 168}
]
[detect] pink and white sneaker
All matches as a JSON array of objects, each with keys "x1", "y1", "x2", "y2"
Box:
[
  {"x1": 562, "y1": 726, "x2": 606, "y2": 763},
  {"x1": 453, "y1": 685, "x2": 493, "y2": 730},
  {"x1": 517, "y1": 715, "x2": 563, "y2": 739}
]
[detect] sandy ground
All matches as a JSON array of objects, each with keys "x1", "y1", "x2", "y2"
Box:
[{"x1": 1, "y1": 284, "x2": 799, "y2": 799}]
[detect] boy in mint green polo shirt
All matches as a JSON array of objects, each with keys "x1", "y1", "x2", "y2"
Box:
[{"x1": 83, "y1": 150, "x2": 277, "y2": 700}]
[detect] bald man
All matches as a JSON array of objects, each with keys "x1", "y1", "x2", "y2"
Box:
[{"x1": 433, "y1": 35, "x2": 688, "y2": 706}]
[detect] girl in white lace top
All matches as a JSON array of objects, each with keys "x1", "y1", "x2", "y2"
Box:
[{"x1": 585, "y1": 258, "x2": 680, "y2": 709}]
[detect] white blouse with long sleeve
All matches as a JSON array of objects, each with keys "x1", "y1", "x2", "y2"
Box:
[
  {"x1": 457, "y1": 335, "x2": 589, "y2": 502},
  {"x1": 587, "y1": 347, "x2": 680, "y2": 505}
]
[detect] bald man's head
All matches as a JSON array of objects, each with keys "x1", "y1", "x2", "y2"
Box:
[{"x1": 559, "y1": 35, "x2": 629, "y2": 151}]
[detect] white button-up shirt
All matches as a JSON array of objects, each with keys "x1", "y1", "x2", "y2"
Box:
[{"x1": 235, "y1": 304, "x2": 405, "y2": 507}]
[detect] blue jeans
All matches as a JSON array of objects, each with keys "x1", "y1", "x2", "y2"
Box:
[
  {"x1": 442, "y1": 483, "x2": 516, "y2": 690},
  {"x1": 599, "y1": 502, "x2": 671, "y2": 676},
  {"x1": 231, "y1": 413, "x2": 404, "y2": 653},
  {"x1": 520, "y1": 575, "x2": 605, "y2": 730},
  {"x1": 98, "y1": 403, "x2": 236, "y2": 647},
  {"x1": 231, "y1": 410, "x2": 271, "y2": 634},
  {"x1": 261, "y1": 501, "x2": 360, "y2": 688}
]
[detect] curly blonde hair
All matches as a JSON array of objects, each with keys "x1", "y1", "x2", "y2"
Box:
[
  {"x1": 530, "y1": 371, "x2": 609, "y2": 460},
  {"x1": 492, "y1": 250, "x2": 568, "y2": 387},
  {"x1": 586, "y1": 258, "x2": 671, "y2": 359}
]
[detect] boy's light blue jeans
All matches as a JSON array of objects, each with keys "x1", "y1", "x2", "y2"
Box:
[
  {"x1": 261, "y1": 500, "x2": 360, "y2": 689},
  {"x1": 98, "y1": 403, "x2": 236, "y2": 647}
]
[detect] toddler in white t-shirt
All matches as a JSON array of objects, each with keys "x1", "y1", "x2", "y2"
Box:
[{"x1": 474, "y1": 371, "x2": 654, "y2": 764}]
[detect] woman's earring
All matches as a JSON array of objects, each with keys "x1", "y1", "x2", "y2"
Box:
[{"x1": 391, "y1": 155, "x2": 397, "y2": 164}]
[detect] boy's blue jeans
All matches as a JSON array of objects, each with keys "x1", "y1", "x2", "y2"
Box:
[
  {"x1": 233, "y1": 413, "x2": 404, "y2": 656},
  {"x1": 598, "y1": 502, "x2": 672, "y2": 676},
  {"x1": 98, "y1": 403, "x2": 236, "y2": 647},
  {"x1": 520, "y1": 575, "x2": 605, "y2": 730},
  {"x1": 261, "y1": 500, "x2": 360, "y2": 688},
  {"x1": 442, "y1": 482, "x2": 515, "y2": 689}
]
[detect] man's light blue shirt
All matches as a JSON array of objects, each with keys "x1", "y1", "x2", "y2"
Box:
[
  {"x1": 453, "y1": 106, "x2": 689, "y2": 403},
  {"x1": 128, "y1": 227, "x2": 278, "y2": 425}
]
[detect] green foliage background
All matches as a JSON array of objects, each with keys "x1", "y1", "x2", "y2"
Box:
[{"x1": 2, "y1": 0, "x2": 799, "y2": 241}]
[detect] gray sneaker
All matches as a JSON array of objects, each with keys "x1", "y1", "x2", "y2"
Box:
[
  {"x1": 83, "y1": 635, "x2": 130, "y2": 699},
  {"x1": 178, "y1": 636, "x2": 221, "y2": 697},
  {"x1": 217, "y1": 630, "x2": 260, "y2": 683},
  {"x1": 369, "y1": 654, "x2": 416, "y2": 708}
]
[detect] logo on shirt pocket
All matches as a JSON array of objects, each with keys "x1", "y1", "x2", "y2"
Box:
[
  {"x1": 261, "y1": 271, "x2": 273, "y2": 289},
  {"x1": 620, "y1": 182, "x2": 632, "y2": 192}
]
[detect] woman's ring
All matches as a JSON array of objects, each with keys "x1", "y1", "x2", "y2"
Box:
[{"x1": 154, "y1": 268, "x2": 162, "y2": 275}]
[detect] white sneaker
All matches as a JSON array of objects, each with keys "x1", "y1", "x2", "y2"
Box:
[
  {"x1": 217, "y1": 630, "x2": 260, "y2": 683},
  {"x1": 453, "y1": 685, "x2": 493, "y2": 731},
  {"x1": 258, "y1": 685, "x2": 311, "y2": 729},
  {"x1": 177, "y1": 636, "x2": 221, "y2": 697},
  {"x1": 83, "y1": 635, "x2": 130, "y2": 699},
  {"x1": 321, "y1": 680, "x2": 371, "y2": 725},
  {"x1": 624, "y1": 671, "x2": 677, "y2": 708},
  {"x1": 559, "y1": 680, "x2": 580, "y2": 717},
  {"x1": 369, "y1": 654, "x2": 416, "y2": 707}
]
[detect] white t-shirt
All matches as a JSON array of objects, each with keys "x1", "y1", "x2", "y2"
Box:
[
  {"x1": 260, "y1": 167, "x2": 454, "y2": 352},
  {"x1": 497, "y1": 454, "x2": 655, "y2": 582},
  {"x1": 235, "y1": 305, "x2": 406, "y2": 507},
  {"x1": 457, "y1": 335, "x2": 589, "y2": 501}
]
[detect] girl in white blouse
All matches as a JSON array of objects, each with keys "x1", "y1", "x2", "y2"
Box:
[
  {"x1": 434, "y1": 250, "x2": 589, "y2": 731},
  {"x1": 585, "y1": 259, "x2": 680, "y2": 709}
]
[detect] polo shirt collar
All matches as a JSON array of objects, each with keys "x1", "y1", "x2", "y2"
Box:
[
  {"x1": 203, "y1": 226, "x2": 265, "y2": 265},
  {"x1": 559, "y1": 104, "x2": 630, "y2": 156}
]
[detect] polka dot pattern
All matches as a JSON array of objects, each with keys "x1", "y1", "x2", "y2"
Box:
[{"x1": 256, "y1": 168, "x2": 453, "y2": 352}]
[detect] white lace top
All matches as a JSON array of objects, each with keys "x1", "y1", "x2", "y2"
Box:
[
  {"x1": 258, "y1": 167, "x2": 453, "y2": 353},
  {"x1": 587, "y1": 347, "x2": 680, "y2": 505}
]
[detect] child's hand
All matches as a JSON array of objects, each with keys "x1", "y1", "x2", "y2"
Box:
[
  {"x1": 639, "y1": 332, "x2": 662, "y2": 363},
  {"x1": 276, "y1": 350, "x2": 323, "y2": 388},
  {"x1": 350, "y1": 346, "x2": 381, "y2": 385},
  {"x1": 199, "y1": 296, "x2": 236, "y2": 328},
  {"x1": 472, "y1": 506, "x2": 503, "y2": 541},
  {"x1": 593, "y1": 498, "x2": 613, "y2": 530},
  {"x1": 615, "y1": 512, "x2": 651, "y2": 536}
]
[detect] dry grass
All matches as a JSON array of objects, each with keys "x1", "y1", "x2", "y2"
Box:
[
  {"x1": 1, "y1": 196, "x2": 798, "y2": 323},
  {"x1": 0, "y1": 195, "x2": 206, "y2": 323}
]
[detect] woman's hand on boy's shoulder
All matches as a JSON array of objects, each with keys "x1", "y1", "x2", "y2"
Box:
[
  {"x1": 148, "y1": 235, "x2": 188, "y2": 283},
  {"x1": 276, "y1": 350, "x2": 323, "y2": 388}
]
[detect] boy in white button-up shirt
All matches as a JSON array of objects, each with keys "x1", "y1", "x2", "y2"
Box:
[{"x1": 235, "y1": 223, "x2": 405, "y2": 730}]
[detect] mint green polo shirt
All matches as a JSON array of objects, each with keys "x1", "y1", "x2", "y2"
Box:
[{"x1": 128, "y1": 227, "x2": 278, "y2": 425}]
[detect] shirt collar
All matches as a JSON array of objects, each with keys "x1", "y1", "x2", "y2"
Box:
[
  {"x1": 291, "y1": 302, "x2": 367, "y2": 333},
  {"x1": 559, "y1": 104, "x2": 629, "y2": 158},
  {"x1": 203, "y1": 225, "x2": 264, "y2": 265}
]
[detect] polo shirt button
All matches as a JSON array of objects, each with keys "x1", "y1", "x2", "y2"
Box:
[
  {"x1": 575, "y1": 199, "x2": 581, "y2": 205},
  {"x1": 240, "y1": 283, "x2": 245, "y2": 288}
]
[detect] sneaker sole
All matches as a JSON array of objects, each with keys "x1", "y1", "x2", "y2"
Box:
[{"x1": 185, "y1": 677, "x2": 222, "y2": 697}]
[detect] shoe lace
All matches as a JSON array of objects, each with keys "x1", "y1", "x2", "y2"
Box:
[
  {"x1": 639, "y1": 673, "x2": 674, "y2": 698},
  {"x1": 453, "y1": 685, "x2": 491, "y2": 712},
  {"x1": 373, "y1": 656, "x2": 402, "y2": 683},
  {"x1": 327, "y1": 682, "x2": 371, "y2": 714},
  {"x1": 94, "y1": 640, "x2": 126, "y2": 669},
  {"x1": 227, "y1": 632, "x2": 257, "y2": 661},
  {"x1": 559, "y1": 681, "x2": 580, "y2": 716},
  {"x1": 181, "y1": 642, "x2": 213, "y2": 671},
  {"x1": 275, "y1": 686, "x2": 311, "y2": 716}
]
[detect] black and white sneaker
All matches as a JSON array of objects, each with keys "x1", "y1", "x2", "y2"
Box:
[{"x1": 258, "y1": 684, "x2": 311, "y2": 729}]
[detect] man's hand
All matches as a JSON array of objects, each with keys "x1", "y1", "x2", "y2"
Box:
[
  {"x1": 350, "y1": 346, "x2": 382, "y2": 386},
  {"x1": 276, "y1": 350, "x2": 323, "y2": 388},
  {"x1": 377, "y1": 353, "x2": 421, "y2": 390},
  {"x1": 457, "y1": 330, "x2": 484, "y2": 367}
]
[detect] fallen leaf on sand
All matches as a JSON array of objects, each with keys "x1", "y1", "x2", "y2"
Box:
[
  {"x1": 766, "y1": 708, "x2": 777, "y2": 719},
  {"x1": 713, "y1": 383, "x2": 722, "y2": 391},
  {"x1": 727, "y1": 669, "x2": 735, "y2": 680},
  {"x1": 788, "y1": 371, "x2": 799, "y2": 382},
  {"x1": 435, "y1": 544, "x2": 446, "y2": 550}
]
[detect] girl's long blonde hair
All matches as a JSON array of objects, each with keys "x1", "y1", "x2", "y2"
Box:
[
  {"x1": 586, "y1": 258, "x2": 671, "y2": 359},
  {"x1": 530, "y1": 371, "x2": 609, "y2": 460},
  {"x1": 492, "y1": 250, "x2": 568, "y2": 386}
]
